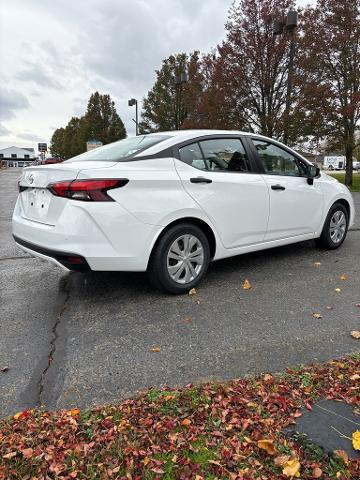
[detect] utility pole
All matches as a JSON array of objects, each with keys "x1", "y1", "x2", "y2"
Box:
[
  {"x1": 274, "y1": 10, "x2": 298, "y2": 145},
  {"x1": 128, "y1": 98, "x2": 139, "y2": 135}
]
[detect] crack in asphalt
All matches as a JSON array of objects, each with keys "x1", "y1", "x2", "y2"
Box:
[{"x1": 38, "y1": 277, "x2": 71, "y2": 408}]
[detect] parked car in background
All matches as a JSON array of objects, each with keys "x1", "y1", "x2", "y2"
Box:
[
  {"x1": 13, "y1": 130, "x2": 355, "y2": 293},
  {"x1": 43, "y1": 157, "x2": 64, "y2": 165}
]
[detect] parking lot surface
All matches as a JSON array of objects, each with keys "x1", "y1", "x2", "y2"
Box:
[{"x1": 1, "y1": 168, "x2": 359, "y2": 417}]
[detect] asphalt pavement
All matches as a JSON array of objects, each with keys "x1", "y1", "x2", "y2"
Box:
[{"x1": 1, "y1": 168, "x2": 359, "y2": 417}]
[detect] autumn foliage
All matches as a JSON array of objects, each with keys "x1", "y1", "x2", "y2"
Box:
[
  {"x1": 141, "y1": 0, "x2": 360, "y2": 186},
  {"x1": 1, "y1": 356, "x2": 359, "y2": 479}
]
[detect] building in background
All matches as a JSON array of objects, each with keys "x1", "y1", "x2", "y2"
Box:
[
  {"x1": 0, "y1": 146, "x2": 36, "y2": 168},
  {"x1": 86, "y1": 139, "x2": 103, "y2": 151}
]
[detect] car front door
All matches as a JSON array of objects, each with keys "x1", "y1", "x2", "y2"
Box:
[
  {"x1": 250, "y1": 138, "x2": 324, "y2": 241},
  {"x1": 174, "y1": 136, "x2": 269, "y2": 249}
]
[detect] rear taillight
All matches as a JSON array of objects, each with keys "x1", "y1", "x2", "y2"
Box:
[{"x1": 47, "y1": 179, "x2": 128, "y2": 201}]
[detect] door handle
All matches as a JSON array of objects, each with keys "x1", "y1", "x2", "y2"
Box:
[
  {"x1": 190, "y1": 177, "x2": 212, "y2": 184},
  {"x1": 271, "y1": 184, "x2": 286, "y2": 191}
]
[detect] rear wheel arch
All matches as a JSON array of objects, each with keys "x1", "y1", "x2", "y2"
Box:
[{"x1": 149, "y1": 217, "x2": 216, "y2": 266}]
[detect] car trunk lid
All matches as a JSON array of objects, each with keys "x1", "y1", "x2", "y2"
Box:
[{"x1": 18, "y1": 161, "x2": 117, "y2": 225}]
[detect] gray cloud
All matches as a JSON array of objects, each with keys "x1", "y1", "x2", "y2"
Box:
[
  {"x1": 16, "y1": 63, "x2": 64, "y2": 90},
  {"x1": 0, "y1": 87, "x2": 30, "y2": 121},
  {"x1": 0, "y1": 124, "x2": 11, "y2": 137},
  {"x1": 16, "y1": 131, "x2": 43, "y2": 142}
]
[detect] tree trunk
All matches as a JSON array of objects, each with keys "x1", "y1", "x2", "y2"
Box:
[{"x1": 344, "y1": 140, "x2": 354, "y2": 187}]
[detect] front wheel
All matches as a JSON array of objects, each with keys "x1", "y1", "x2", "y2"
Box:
[
  {"x1": 148, "y1": 223, "x2": 210, "y2": 294},
  {"x1": 315, "y1": 203, "x2": 349, "y2": 249}
]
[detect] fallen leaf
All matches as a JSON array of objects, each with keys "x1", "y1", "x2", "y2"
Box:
[
  {"x1": 350, "y1": 374, "x2": 360, "y2": 381},
  {"x1": 13, "y1": 410, "x2": 30, "y2": 421},
  {"x1": 263, "y1": 373, "x2": 273, "y2": 382},
  {"x1": 163, "y1": 394, "x2": 176, "y2": 401},
  {"x1": 3, "y1": 452, "x2": 17, "y2": 459},
  {"x1": 314, "y1": 262, "x2": 321, "y2": 266},
  {"x1": 352, "y1": 430, "x2": 360, "y2": 450},
  {"x1": 181, "y1": 418, "x2": 191, "y2": 426},
  {"x1": 304, "y1": 402, "x2": 313, "y2": 411},
  {"x1": 189, "y1": 288, "x2": 197, "y2": 295},
  {"x1": 183, "y1": 317, "x2": 192, "y2": 324},
  {"x1": 312, "y1": 466, "x2": 322, "y2": 478},
  {"x1": 335, "y1": 288, "x2": 341, "y2": 293},
  {"x1": 355, "y1": 303, "x2": 360, "y2": 308},
  {"x1": 257, "y1": 439, "x2": 277, "y2": 455},
  {"x1": 326, "y1": 305, "x2": 333, "y2": 310},
  {"x1": 340, "y1": 274, "x2": 348, "y2": 281},
  {"x1": 150, "y1": 347, "x2": 161, "y2": 352},
  {"x1": 242, "y1": 279, "x2": 251, "y2": 290},
  {"x1": 350, "y1": 331, "x2": 360, "y2": 339},
  {"x1": 312, "y1": 313, "x2": 322, "y2": 319},
  {"x1": 69, "y1": 408, "x2": 80, "y2": 417},
  {"x1": 333, "y1": 449, "x2": 349, "y2": 464},
  {"x1": 282, "y1": 458, "x2": 301, "y2": 477},
  {"x1": 274, "y1": 454, "x2": 290, "y2": 466},
  {"x1": 151, "y1": 467, "x2": 164, "y2": 474},
  {"x1": 21, "y1": 448, "x2": 33, "y2": 459},
  {"x1": 0, "y1": 366, "x2": 9, "y2": 373}
]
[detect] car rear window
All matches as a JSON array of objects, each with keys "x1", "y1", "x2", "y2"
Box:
[{"x1": 65, "y1": 135, "x2": 170, "y2": 162}]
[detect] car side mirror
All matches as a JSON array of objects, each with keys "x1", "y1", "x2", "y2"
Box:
[{"x1": 307, "y1": 165, "x2": 320, "y2": 185}]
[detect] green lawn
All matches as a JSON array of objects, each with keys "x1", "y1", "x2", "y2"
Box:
[{"x1": 327, "y1": 172, "x2": 360, "y2": 192}]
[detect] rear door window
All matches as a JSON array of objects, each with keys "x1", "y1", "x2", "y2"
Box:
[
  {"x1": 179, "y1": 138, "x2": 250, "y2": 172},
  {"x1": 200, "y1": 138, "x2": 249, "y2": 172}
]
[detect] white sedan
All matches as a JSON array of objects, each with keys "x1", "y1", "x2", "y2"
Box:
[{"x1": 13, "y1": 130, "x2": 355, "y2": 293}]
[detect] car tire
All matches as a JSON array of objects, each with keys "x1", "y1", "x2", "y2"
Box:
[
  {"x1": 315, "y1": 202, "x2": 349, "y2": 250},
  {"x1": 148, "y1": 223, "x2": 210, "y2": 294}
]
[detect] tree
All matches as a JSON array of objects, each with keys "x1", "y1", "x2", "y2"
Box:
[
  {"x1": 299, "y1": 0, "x2": 360, "y2": 186},
  {"x1": 209, "y1": 0, "x2": 297, "y2": 140},
  {"x1": 50, "y1": 127, "x2": 67, "y2": 159},
  {"x1": 82, "y1": 92, "x2": 126, "y2": 145},
  {"x1": 139, "y1": 52, "x2": 202, "y2": 132},
  {"x1": 50, "y1": 92, "x2": 127, "y2": 160}
]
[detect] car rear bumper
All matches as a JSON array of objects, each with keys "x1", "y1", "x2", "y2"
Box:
[
  {"x1": 12, "y1": 197, "x2": 163, "y2": 271},
  {"x1": 13, "y1": 235, "x2": 91, "y2": 272}
]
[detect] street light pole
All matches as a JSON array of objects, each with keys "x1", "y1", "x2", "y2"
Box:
[
  {"x1": 274, "y1": 10, "x2": 298, "y2": 145},
  {"x1": 128, "y1": 98, "x2": 139, "y2": 135}
]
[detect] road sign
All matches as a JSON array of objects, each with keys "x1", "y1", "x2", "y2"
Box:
[{"x1": 38, "y1": 143, "x2": 47, "y2": 152}]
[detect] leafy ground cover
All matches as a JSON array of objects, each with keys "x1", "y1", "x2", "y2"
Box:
[
  {"x1": 327, "y1": 172, "x2": 360, "y2": 192},
  {"x1": 1, "y1": 356, "x2": 359, "y2": 480}
]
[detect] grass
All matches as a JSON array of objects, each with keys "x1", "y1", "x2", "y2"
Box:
[{"x1": 327, "y1": 171, "x2": 360, "y2": 192}]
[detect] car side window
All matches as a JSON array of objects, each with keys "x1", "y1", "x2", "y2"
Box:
[
  {"x1": 199, "y1": 138, "x2": 249, "y2": 172},
  {"x1": 252, "y1": 139, "x2": 306, "y2": 176},
  {"x1": 179, "y1": 142, "x2": 207, "y2": 171}
]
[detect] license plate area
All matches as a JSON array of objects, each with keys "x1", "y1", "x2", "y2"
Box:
[{"x1": 21, "y1": 188, "x2": 53, "y2": 223}]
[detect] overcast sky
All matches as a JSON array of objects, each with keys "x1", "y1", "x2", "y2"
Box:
[{"x1": 0, "y1": 0, "x2": 314, "y2": 151}]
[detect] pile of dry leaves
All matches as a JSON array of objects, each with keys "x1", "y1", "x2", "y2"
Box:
[{"x1": 1, "y1": 355, "x2": 359, "y2": 479}]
